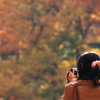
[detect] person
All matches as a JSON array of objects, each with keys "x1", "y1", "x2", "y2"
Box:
[{"x1": 61, "y1": 51, "x2": 100, "y2": 100}]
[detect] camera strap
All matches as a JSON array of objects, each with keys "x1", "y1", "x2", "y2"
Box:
[{"x1": 70, "y1": 83, "x2": 80, "y2": 100}]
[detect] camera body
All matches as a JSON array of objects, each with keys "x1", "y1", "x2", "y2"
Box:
[
  {"x1": 70, "y1": 68, "x2": 78, "y2": 76},
  {"x1": 67, "y1": 67, "x2": 78, "y2": 78},
  {"x1": 67, "y1": 67, "x2": 78, "y2": 83}
]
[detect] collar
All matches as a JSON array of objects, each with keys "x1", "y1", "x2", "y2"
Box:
[{"x1": 77, "y1": 80, "x2": 94, "y2": 86}]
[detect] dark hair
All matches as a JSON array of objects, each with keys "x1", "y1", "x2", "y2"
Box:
[{"x1": 77, "y1": 51, "x2": 100, "y2": 87}]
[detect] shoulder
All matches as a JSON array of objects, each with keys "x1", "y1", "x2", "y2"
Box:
[
  {"x1": 62, "y1": 82, "x2": 76, "y2": 99},
  {"x1": 65, "y1": 82, "x2": 76, "y2": 87},
  {"x1": 64, "y1": 82, "x2": 76, "y2": 91}
]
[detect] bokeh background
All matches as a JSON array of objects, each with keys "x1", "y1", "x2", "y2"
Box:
[{"x1": 0, "y1": 0, "x2": 100, "y2": 100}]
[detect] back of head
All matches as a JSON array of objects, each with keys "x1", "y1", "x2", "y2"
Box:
[{"x1": 77, "y1": 51, "x2": 100, "y2": 86}]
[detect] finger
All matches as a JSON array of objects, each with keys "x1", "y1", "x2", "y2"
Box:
[
  {"x1": 68, "y1": 71, "x2": 73, "y2": 78},
  {"x1": 66, "y1": 71, "x2": 69, "y2": 74},
  {"x1": 69, "y1": 71, "x2": 74, "y2": 76}
]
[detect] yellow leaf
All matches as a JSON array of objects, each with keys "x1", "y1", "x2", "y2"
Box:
[
  {"x1": 91, "y1": 49, "x2": 100, "y2": 54},
  {"x1": 91, "y1": 14, "x2": 97, "y2": 19},
  {"x1": 59, "y1": 44, "x2": 64, "y2": 50},
  {"x1": 40, "y1": 85, "x2": 45, "y2": 89},
  {"x1": 55, "y1": 22, "x2": 60, "y2": 29},
  {"x1": 58, "y1": 60, "x2": 70, "y2": 68}
]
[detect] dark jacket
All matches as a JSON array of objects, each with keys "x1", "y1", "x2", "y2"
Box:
[{"x1": 61, "y1": 80, "x2": 100, "y2": 100}]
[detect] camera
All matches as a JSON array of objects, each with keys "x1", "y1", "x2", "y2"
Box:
[
  {"x1": 67, "y1": 67, "x2": 78, "y2": 83},
  {"x1": 67, "y1": 67, "x2": 79, "y2": 83},
  {"x1": 67, "y1": 67, "x2": 78, "y2": 78},
  {"x1": 70, "y1": 68, "x2": 78, "y2": 76}
]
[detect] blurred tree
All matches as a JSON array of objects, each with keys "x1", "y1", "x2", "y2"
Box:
[
  {"x1": 0, "y1": 0, "x2": 100, "y2": 100},
  {"x1": 48, "y1": 0, "x2": 100, "y2": 60}
]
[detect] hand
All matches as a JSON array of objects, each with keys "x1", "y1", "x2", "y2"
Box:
[{"x1": 67, "y1": 71, "x2": 77, "y2": 82}]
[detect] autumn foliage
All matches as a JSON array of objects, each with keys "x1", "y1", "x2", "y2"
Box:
[{"x1": 0, "y1": 0, "x2": 100, "y2": 100}]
